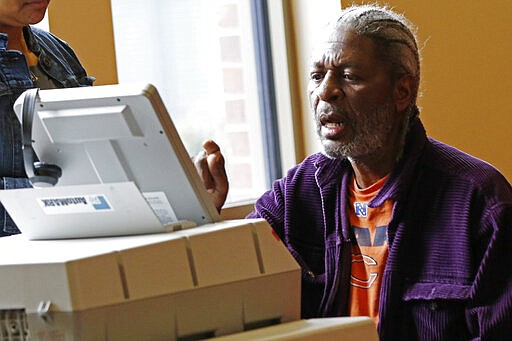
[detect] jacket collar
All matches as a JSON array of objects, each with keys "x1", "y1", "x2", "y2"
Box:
[
  {"x1": 372, "y1": 117, "x2": 427, "y2": 206},
  {"x1": 23, "y1": 26, "x2": 42, "y2": 54}
]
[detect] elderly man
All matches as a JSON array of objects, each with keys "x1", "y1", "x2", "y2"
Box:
[{"x1": 196, "y1": 4, "x2": 512, "y2": 340}]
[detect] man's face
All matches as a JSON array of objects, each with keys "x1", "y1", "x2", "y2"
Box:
[
  {"x1": 307, "y1": 26, "x2": 406, "y2": 160},
  {"x1": 0, "y1": 0, "x2": 50, "y2": 30}
]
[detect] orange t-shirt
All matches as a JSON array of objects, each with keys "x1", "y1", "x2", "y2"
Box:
[{"x1": 348, "y1": 175, "x2": 393, "y2": 325}]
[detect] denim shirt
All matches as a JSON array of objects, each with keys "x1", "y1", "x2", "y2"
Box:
[
  {"x1": 0, "y1": 26, "x2": 94, "y2": 236},
  {"x1": 248, "y1": 118, "x2": 512, "y2": 340}
]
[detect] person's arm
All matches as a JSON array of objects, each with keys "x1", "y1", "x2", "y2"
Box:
[
  {"x1": 468, "y1": 203, "x2": 512, "y2": 338},
  {"x1": 193, "y1": 140, "x2": 229, "y2": 213},
  {"x1": 193, "y1": 139, "x2": 286, "y2": 233},
  {"x1": 0, "y1": 177, "x2": 31, "y2": 235},
  {"x1": 0, "y1": 177, "x2": 31, "y2": 190}
]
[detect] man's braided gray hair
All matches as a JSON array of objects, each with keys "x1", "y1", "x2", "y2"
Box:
[{"x1": 337, "y1": 4, "x2": 421, "y2": 118}]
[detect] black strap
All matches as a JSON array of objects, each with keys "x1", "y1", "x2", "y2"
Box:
[{"x1": 21, "y1": 88, "x2": 40, "y2": 182}]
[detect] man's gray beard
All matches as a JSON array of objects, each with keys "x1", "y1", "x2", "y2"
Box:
[{"x1": 318, "y1": 103, "x2": 395, "y2": 159}]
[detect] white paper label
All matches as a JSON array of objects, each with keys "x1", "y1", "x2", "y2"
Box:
[
  {"x1": 38, "y1": 194, "x2": 113, "y2": 214},
  {"x1": 142, "y1": 192, "x2": 178, "y2": 225}
]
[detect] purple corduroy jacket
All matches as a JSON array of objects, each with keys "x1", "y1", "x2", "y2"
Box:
[{"x1": 247, "y1": 118, "x2": 512, "y2": 340}]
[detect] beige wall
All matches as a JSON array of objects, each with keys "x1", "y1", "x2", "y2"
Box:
[
  {"x1": 47, "y1": 0, "x2": 118, "y2": 85},
  {"x1": 343, "y1": 1, "x2": 512, "y2": 181}
]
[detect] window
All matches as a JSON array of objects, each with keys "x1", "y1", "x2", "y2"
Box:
[{"x1": 110, "y1": 0, "x2": 280, "y2": 204}]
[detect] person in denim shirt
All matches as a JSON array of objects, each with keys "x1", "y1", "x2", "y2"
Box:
[
  {"x1": 196, "y1": 4, "x2": 512, "y2": 340},
  {"x1": 0, "y1": 0, "x2": 94, "y2": 236}
]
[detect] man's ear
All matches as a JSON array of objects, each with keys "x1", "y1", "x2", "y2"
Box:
[{"x1": 393, "y1": 74, "x2": 415, "y2": 112}]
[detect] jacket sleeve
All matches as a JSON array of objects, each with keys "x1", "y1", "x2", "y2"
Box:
[
  {"x1": 468, "y1": 202, "x2": 512, "y2": 339},
  {"x1": 1, "y1": 177, "x2": 31, "y2": 235},
  {"x1": 246, "y1": 178, "x2": 286, "y2": 238}
]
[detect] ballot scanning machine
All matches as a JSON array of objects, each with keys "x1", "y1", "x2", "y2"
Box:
[
  {"x1": 4, "y1": 83, "x2": 220, "y2": 240},
  {"x1": 0, "y1": 84, "x2": 378, "y2": 340}
]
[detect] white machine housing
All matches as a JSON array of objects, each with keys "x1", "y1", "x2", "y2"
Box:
[{"x1": 0, "y1": 219, "x2": 301, "y2": 340}]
